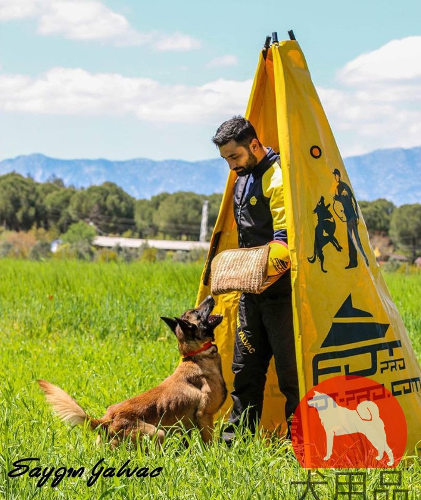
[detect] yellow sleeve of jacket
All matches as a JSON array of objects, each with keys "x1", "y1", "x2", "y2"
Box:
[{"x1": 261, "y1": 161, "x2": 287, "y2": 232}]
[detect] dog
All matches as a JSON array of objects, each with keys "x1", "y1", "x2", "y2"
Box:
[
  {"x1": 38, "y1": 295, "x2": 227, "y2": 447},
  {"x1": 307, "y1": 391, "x2": 394, "y2": 465},
  {"x1": 307, "y1": 196, "x2": 342, "y2": 273}
]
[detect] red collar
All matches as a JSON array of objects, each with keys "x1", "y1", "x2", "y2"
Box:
[{"x1": 183, "y1": 342, "x2": 214, "y2": 360}]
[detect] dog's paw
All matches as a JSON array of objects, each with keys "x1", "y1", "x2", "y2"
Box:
[
  {"x1": 387, "y1": 459, "x2": 394, "y2": 466},
  {"x1": 323, "y1": 455, "x2": 331, "y2": 461}
]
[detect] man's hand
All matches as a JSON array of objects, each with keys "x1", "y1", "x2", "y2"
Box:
[
  {"x1": 258, "y1": 240, "x2": 291, "y2": 293},
  {"x1": 267, "y1": 240, "x2": 290, "y2": 276}
]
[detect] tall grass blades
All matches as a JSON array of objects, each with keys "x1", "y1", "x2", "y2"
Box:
[{"x1": 0, "y1": 260, "x2": 420, "y2": 499}]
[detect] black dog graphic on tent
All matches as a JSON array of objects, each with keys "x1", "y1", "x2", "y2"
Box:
[{"x1": 308, "y1": 196, "x2": 342, "y2": 272}]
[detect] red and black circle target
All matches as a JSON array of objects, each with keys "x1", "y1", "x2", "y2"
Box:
[{"x1": 310, "y1": 145, "x2": 322, "y2": 158}]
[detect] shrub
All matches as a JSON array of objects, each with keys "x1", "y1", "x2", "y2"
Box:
[
  {"x1": 140, "y1": 247, "x2": 158, "y2": 262},
  {"x1": 29, "y1": 241, "x2": 51, "y2": 260},
  {"x1": 0, "y1": 241, "x2": 13, "y2": 257},
  {"x1": 53, "y1": 241, "x2": 94, "y2": 260},
  {"x1": 382, "y1": 259, "x2": 403, "y2": 273},
  {"x1": 5, "y1": 231, "x2": 37, "y2": 258},
  {"x1": 96, "y1": 249, "x2": 118, "y2": 263},
  {"x1": 62, "y1": 221, "x2": 97, "y2": 245}
]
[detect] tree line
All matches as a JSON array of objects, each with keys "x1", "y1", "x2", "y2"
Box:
[
  {"x1": 0, "y1": 172, "x2": 419, "y2": 260},
  {"x1": 0, "y1": 172, "x2": 222, "y2": 240},
  {"x1": 359, "y1": 199, "x2": 421, "y2": 262}
]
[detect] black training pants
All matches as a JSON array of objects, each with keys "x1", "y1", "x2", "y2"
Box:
[{"x1": 227, "y1": 273, "x2": 299, "y2": 432}]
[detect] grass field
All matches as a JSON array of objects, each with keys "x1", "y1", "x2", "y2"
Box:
[{"x1": 0, "y1": 259, "x2": 420, "y2": 499}]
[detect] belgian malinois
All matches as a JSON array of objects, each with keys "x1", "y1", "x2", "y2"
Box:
[
  {"x1": 307, "y1": 196, "x2": 342, "y2": 273},
  {"x1": 38, "y1": 296, "x2": 227, "y2": 446}
]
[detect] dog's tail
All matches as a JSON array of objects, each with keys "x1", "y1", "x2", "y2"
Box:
[
  {"x1": 356, "y1": 400, "x2": 380, "y2": 421},
  {"x1": 38, "y1": 380, "x2": 102, "y2": 429}
]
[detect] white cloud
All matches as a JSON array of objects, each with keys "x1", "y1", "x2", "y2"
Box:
[
  {"x1": 206, "y1": 55, "x2": 238, "y2": 68},
  {"x1": 0, "y1": 35, "x2": 419, "y2": 156},
  {"x1": 0, "y1": 67, "x2": 251, "y2": 123},
  {"x1": 36, "y1": 0, "x2": 145, "y2": 45},
  {"x1": 0, "y1": 0, "x2": 40, "y2": 20},
  {"x1": 0, "y1": 0, "x2": 201, "y2": 49},
  {"x1": 155, "y1": 33, "x2": 201, "y2": 52},
  {"x1": 338, "y1": 36, "x2": 421, "y2": 84},
  {"x1": 318, "y1": 36, "x2": 421, "y2": 156}
]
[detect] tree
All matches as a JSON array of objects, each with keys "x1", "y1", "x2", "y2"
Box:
[
  {"x1": 0, "y1": 173, "x2": 38, "y2": 230},
  {"x1": 389, "y1": 204, "x2": 421, "y2": 262},
  {"x1": 44, "y1": 187, "x2": 76, "y2": 233},
  {"x1": 36, "y1": 180, "x2": 64, "y2": 229},
  {"x1": 206, "y1": 193, "x2": 223, "y2": 236},
  {"x1": 135, "y1": 193, "x2": 171, "y2": 238},
  {"x1": 134, "y1": 199, "x2": 154, "y2": 237},
  {"x1": 61, "y1": 221, "x2": 97, "y2": 245},
  {"x1": 153, "y1": 192, "x2": 203, "y2": 239},
  {"x1": 359, "y1": 199, "x2": 395, "y2": 234},
  {"x1": 68, "y1": 182, "x2": 135, "y2": 234}
]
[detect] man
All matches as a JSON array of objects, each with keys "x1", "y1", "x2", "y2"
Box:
[
  {"x1": 212, "y1": 116, "x2": 299, "y2": 443},
  {"x1": 332, "y1": 168, "x2": 369, "y2": 269}
]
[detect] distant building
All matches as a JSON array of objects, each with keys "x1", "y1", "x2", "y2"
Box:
[
  {"x1": 50, "y1": 239, "x2": 62, "y2": 253},
  {"x1": 93, "y1": 236, "x2": 209, "y2": 252},
  {"x1": 389, "y1": 253, "x2": 409, "y2": 262}
]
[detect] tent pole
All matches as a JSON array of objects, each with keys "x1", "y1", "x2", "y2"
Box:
[
  {"x1": 262, "y1": 35, "x2": 271, "y2": 60},
  {"x1": 263, "y1": 35, "x2": 271, "y2": 49},
  {"x1": 288, "y1": 29, "x2": 296, "y2": 40}
]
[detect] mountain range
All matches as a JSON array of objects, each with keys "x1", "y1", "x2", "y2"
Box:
[{"x1": 0, "y1": 147, "x2": 420, "y2": 206}]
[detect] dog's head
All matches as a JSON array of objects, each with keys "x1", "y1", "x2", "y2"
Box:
[
  {"x1": 313, "y1": 196, "x2": 331, "y2": 213},
  {"x1": 161, "y1": 295, "x2": 223, "y2": 354}
]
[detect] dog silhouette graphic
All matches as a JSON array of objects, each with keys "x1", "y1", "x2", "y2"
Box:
[{"x1": 307, "y1": 391, "x2": 394, "y2": 466}]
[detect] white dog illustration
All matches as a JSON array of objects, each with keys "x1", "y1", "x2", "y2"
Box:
[{"x1": 307, "y1": 391, "x2": 394, "y2": 465}]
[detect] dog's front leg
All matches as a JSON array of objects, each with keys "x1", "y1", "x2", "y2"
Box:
[
  {"x1": 324, "y1": 430, "x2": 334, "y2": 460},
  {"x1": 197, "y1": 413, "x2": 214, "y2": 444}
]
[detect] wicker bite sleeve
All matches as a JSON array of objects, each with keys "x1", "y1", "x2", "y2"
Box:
[{"x1": 210, "y1": 245, "x2": 270, "y2": 295}]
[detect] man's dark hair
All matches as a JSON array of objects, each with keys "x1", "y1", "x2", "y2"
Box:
[{"x1": 212, "y1": 116, "x2": 259, "y2": 148}]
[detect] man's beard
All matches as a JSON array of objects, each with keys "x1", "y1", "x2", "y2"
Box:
[{"x1": 235, "y1": 149, "x2": 258, "y2": 176}]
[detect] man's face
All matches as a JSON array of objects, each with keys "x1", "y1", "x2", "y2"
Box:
[
  {"x1": 219, "y1": 139, "x2": 258, "y2": 176},
  {"x1": 334, "y1": 173, "x2": 341, "y2": 183}
]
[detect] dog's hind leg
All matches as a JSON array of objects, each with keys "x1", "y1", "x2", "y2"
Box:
[
  {"x1": 307, "y1": 254, "x2": 316, "y2": 264},
  {"x1": 331, "y1": 236, "x2": 342, "y2": 251},
  {"x1": 129, "y1": 422, "x2": 165, "y2": 447},
  {"x1": 384, "y1": 443, "x2": 394, "y2": 466},
  {"x1": 319, "y1": 252, "x2": 327, "y2": 273}
]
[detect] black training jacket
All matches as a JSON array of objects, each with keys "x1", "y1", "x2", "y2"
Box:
[{"x1": 233, "y1": 148, "x2": 287, "y2": 248}]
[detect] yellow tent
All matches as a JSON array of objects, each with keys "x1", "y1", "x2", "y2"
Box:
[{"x1": 196, "y1": 34, "x2": 421, "y2": 456}]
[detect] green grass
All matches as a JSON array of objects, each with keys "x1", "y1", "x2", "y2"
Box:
[{"x1": 0, "y1": 260, "x2": 420, "y2": 499}]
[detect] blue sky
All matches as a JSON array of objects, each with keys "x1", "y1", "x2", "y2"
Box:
[{"x1": 0, "y1": 0, "x2": 420, "y2": 161}]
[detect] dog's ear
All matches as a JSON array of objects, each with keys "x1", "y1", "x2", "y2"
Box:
[
  {"x1": 160, "y1": 317, "x2": 178, "y2": 333},
  {"x1": 175, "y1": 318, "x2": 195, "y2": 334}
]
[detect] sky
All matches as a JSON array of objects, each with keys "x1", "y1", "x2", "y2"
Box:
[{"x1": 0, "y1": 0, "x2": 420, "y2": 161}]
